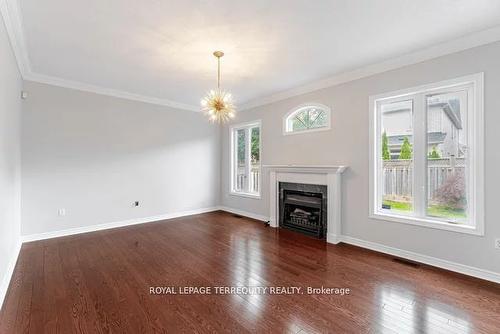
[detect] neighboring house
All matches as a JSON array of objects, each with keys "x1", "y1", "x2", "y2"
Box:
[
  {"x1": 387, "y1": 132, "x2": 447, "y2": 160},
  {"x1": 382, "y1": 93, "x2": 466, "y2": 159}
]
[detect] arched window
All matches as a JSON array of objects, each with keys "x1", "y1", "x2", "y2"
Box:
[{"x1": 283, "y1": 103, "x2": 331, "y2": 135}]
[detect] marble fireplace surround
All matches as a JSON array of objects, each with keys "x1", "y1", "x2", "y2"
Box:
[{"x1": 264, "y1": 165, "x2": 347, "y2": 244}]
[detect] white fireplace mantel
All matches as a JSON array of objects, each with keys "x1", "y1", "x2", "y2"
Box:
[{"x1": 264, "y1": 165, "x2": 347, "y2": 244}]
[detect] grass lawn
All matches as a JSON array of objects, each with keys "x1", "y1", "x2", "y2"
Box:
[{"x1": 382, "y1": 200, "x2": 466, "y2": 219}]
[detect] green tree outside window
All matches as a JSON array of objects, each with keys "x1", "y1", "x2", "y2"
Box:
[
  {"x1": 428, "y1": 146, "x2": 441, "y2": 159},
  {"x1": 382, "y1": 131, "x2": 390, "y2": 160},
  {"x1": 399, "y1": 137, "x2": 412, "y2": 160}
]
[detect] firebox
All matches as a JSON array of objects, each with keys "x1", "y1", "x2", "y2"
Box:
[{"x1": 279, "y1": 182, "x2": 327, "y2": 239}]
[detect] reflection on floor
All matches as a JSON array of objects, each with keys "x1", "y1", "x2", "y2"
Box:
[
  {"x1": 378, "y1": 286, "x2": 472, "y2": 334},
  {"x1": 0, "y1": 211, "x2": 498, "y2": 333}
]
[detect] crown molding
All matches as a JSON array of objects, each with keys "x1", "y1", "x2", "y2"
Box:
[
  {"x1": 0, "y1": 0, "x2": 30, "y2": 76},
  {"x1": 239, "y1": 25, "x2": 500, "y2": 111},
  {"x1": 0, "y1": 0, "x2": 201, "y2": 112},
  {"x1": 24, "y1": 72, "x2": 201, "y2": 111},
  {"x1": 3, "y1": 0, "x2": 500, "y2": 113}
]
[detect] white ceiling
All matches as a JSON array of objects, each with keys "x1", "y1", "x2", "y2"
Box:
[{"x1": 6, "y1": 0, "x2": 500, "y2": 110}]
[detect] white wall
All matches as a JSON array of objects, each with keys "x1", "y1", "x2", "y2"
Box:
[
  {"x1": 0, "y1": 13, "x2": 22, "y2": 306},
  {"x1": 221, "y1": 41, "x2": 500, "y2": 274},
  {"x1": 21, "y1": 81, "x2": 220, "y2": 236}
]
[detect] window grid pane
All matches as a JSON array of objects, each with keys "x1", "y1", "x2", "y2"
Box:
[
  {"x1": 426, "y1": 91, "x2": 468, "y2": 222},
  {"x1": 380, "y1": 100, "x2": 414, "y2": 215},
  {"x1": 235, "y1": 129, "x2": 247, "y2": 192},
  {"x1": 232, "y1": 123, "x2": 261, "y2": 196},
  {"x1": 250, "y1": 126, "x2": 260, "y2": 194},
  {"x1": 286, "y1": 105, "x2": 330, "y2": 133},
  {"x1": 372, "y1": 78, "x2": 478, "y2": 230}
]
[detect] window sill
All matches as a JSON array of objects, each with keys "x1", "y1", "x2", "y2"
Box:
[
  {"x1": 370, "y1": 212, "x2": 484, "y2": 236},
  {"x1": 229, "y1": 191, "x2": 261, "y2": 200}
]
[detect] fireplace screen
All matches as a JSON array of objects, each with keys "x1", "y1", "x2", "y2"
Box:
[{"x1": 279, "y1": 183, "x2": 327, "y2": 239}]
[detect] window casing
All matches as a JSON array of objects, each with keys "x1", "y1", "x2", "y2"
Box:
[
  {"x1": 369, "y1": 74, "x2": 484, "y2": 235},
  {"x1": 230, "y1": 121, "x2": 261, "y2": 198},
  {"x1": 283, "y1": 103, "x2": 331, "y2": 135}
]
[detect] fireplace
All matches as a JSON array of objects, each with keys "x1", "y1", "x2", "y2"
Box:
[
  {"x1": 279, "y1": 182, "x2": 327, "y2": 239},
  {"x1": 266, "y1": 165, "x2": 346, "y2": 244}
]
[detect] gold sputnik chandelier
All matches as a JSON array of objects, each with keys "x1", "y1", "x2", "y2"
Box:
[{"x1": 201, "y1": 51, "x2": 235, "y2": 123}]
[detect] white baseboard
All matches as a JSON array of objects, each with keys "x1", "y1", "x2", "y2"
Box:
[
  {"x1": 218, "y1": 206, "x2": 270, "y2": 222},
  {"x1": 21, "y1": 206, "x2": 220, "y2": 243},
  {"x1": 340, "y1": 235, "x2": 500, "y2": 284},
  {"x1": 5, "y1": 206, "x2": 499, "y2": 313},
  {"x1": 327, "y1": 233, "x2": 341, "y2": 245},
  {"x1": 2, "y1": 207, "x2": 219, "y2": 310},
  {"x1": 0, "y1": 239, "x2": 22, "y2": 311},
  {"x1": 219, "y1": 206, "x2": 500, "y2": 284}
]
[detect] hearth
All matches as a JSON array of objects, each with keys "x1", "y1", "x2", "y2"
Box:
[{"x1": 279, "y1": 182, "x2": 327, "y2": 239}]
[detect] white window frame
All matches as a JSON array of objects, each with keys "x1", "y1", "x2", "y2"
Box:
[
  {"x1": 230, "y1": 120, "x2": 262, "y2": 199},
  {"x1": 369, "y1": 73, "x2": 484, "y2": 236},
  {"x1": 283, "y1": 103, "x2": 331, "y2": 135}
]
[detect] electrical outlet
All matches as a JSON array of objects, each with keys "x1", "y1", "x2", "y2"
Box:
[
  {"x1": 58, "y1": 208, "x2": 66, "y2": 216},
  {"x1": 495, "y1": 238, "x2": 500, "y2": 249},
  {"x1": 133, "y1": 201, "x2": 140, "y2": 207}
]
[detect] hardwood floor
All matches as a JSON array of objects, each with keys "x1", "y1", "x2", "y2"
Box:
[{"x1": 1, "y1": 211, "x2": 499, "y2": 333}]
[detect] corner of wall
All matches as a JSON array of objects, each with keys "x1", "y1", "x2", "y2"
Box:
[{"x1": 0, "y1": 239, "x2": 22, "y2": 310}]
